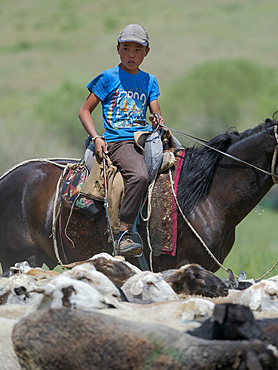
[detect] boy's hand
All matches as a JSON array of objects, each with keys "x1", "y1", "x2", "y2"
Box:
[
  {"x1": 94, "y1": 137, "x2": 108, "y2": 159},
  {"x1": 149, "y1": 113, "x2": 164, "y2": 128}
]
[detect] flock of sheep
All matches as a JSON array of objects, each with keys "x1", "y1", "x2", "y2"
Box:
[{"x1": 1, "y1": 252, "x2": 278, "y2": 369}]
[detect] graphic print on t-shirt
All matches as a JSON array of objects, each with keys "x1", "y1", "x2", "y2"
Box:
[{"x1": 112, "y1": 88, "x2": 146, "y2": 129}]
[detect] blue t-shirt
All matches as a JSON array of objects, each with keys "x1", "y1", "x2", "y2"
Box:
[{"x1": 86, "y1": 65, "x2": 160, "y2": 142}]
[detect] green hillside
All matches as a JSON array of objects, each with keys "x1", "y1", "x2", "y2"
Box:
[
  {"x1": 2, "y1": 0, "x2": 278, "y2": 172},
  {"x1": 1, "y1": 0, "x2": 278, "y2": 277}
]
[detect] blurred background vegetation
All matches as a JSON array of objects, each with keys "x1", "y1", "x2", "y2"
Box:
[{"x1": 1, "y1": 0, "x2": 278, "y2": 278}]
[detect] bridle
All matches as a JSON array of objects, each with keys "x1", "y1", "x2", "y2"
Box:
[{"x1": 271, "y1": 123, "x2": 278, "y2": 184}]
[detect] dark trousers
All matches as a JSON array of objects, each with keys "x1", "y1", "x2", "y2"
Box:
[{"x1": 107, "y1": 140, "x2": 148, "y2": 225}]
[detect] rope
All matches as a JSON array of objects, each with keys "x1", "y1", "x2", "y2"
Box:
[
  {"x1": 51, "y1": 162, "x2": 83, "y2": 265},
  {"x1": 57, "y1": 212, "x2": 68, "y2": 264},
  {"x1": 51, "y1": 163, "x2": 74, "y2": 266},
  {"x1": 0, "y1": 157, "x2": 79, "y2": 181},
  {"x1": 169, "y1": 167, "x2": 278, "y2": 281},
  {"x1": 256, "y1": 259, "x2": 278, "y2": 281},
  {"x1": 139, "y1": 173, "x2": 158, "y2": 272},
  {"x1": 102, "y1": 154, "x2": 116, "y2": 256},
  {"x1": 168, "y1": 168, "x2": 238, "y2": 278},
  {"x1": 63, "y1": 196, "x2": 80, "y2": 250}
]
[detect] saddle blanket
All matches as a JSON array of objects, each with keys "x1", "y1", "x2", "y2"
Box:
[
  {"x1": 60, "y1": 162, "x2": 104, "y2": 221},
  {"x1": 149, "y1": 149, "x2": 185, "y2": 256}
]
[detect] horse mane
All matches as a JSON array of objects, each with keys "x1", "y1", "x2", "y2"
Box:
[
  {"x1": 177, "y1": 128, "x2": 240, "y2": 217},
  {"x1": 177, "y1": 115, "x2": 278, "y2": 218}
]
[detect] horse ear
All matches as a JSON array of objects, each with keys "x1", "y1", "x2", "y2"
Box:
[{"x1": 211, "y1": 304, "x2": 227, "y2": 324}]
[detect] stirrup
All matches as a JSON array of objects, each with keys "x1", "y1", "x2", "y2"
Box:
[{"x1": 114, "y1": 230, "x2": 143, "y2": 258}]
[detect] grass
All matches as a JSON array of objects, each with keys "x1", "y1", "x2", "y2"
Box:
[
  {"x1": 215, "y1": 206, "x2": 278, "y2": 281},
  {"x1": 1, "y1": 0, "x2": 278, "y2": 278},
  {"x1": 2, "y1": 0, "x2": 278, "y2": 174},
  {"x1": 161, "y1": 59, "x2": 278, "y2": 140}
]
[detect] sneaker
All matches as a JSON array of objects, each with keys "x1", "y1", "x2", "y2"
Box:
[{"x1": 117, "y1": 232, "x2": 143, "y2": 257}]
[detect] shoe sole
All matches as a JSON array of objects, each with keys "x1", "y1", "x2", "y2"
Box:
[{"x1": 117, "y1": 246, "x2": 143, "y2": 257}]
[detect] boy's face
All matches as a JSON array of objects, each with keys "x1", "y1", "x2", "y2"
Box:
[{"x1": 117, "y1": 42, "x2": 150, "y2": 74}]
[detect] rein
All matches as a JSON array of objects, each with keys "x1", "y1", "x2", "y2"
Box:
[{"x1": 163, "y1": 124, "x2": 278, "y2": 183}]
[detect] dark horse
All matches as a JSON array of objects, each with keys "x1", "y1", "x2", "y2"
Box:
[{"x1": 1, "y1": 117, "x2": 278, "y2": 273}]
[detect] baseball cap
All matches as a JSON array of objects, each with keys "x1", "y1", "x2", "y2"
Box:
[{"x1": 118, "y1": 24, "x2": 149, "y2": 46}]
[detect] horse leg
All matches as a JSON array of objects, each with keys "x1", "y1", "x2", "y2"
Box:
[
  {"x1": 35, "y1": 249, "x2": 57, "y2": 270},
  {"x1": 0, "y1": 244, "x2": 38, "y2": 273}
]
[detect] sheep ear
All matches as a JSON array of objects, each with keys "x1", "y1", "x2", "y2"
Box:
[
  {"x1": 164, "y1": 271, "x2": 184, "y2": 294},
  {"x1": 249, "y1": 289, "x2": 262, "y2": 310},
  {"x1": 130, "y1": 281, "x2": 143, "y2": 296},
  {"x1": 211, "y1": 304, "x2": 227, "y2": 324}
]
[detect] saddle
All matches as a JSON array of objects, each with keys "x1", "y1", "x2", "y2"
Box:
[{"x1": 60, "y1": 130, "x2": 184, "y2": 256}]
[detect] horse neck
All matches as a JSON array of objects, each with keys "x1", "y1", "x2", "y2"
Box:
[{"x1": 213, "y1": 130, "x2": 275, "y2": 223}]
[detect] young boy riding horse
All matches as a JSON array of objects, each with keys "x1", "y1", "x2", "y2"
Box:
[{"x1": 79, "y1": 24, "x2": 164, "y2": 257}]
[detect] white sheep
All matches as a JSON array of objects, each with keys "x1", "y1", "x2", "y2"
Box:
[
  {"x1": 94, "y1": 297, "x2": 215, "y2": 332},
  {"x1": 89, "y1": 252, "x2": 142, "y2": 274},
  {"x1": 180, "y1": 297, "x2": 216, "y2": 321},
  {"x1": 241, "y1": 280, "x2": 278, "y2": 311},
  {"x1": 0, "y1": 273, "x2": 40, "y2": 305},
  {"x1": 0, "y1": 317, "x2": 21, "y2": 369},
  {"x1": 0, "y1": 304, "x2": 40, "y2": 370},
  {"x1": 63, "y1": 252, "x2": 141, "y2": 287},
  {"x1": 34, "y1": 273, "x2": 121, "y2": 310},
  {"x1": 0, "y1": 263, "x2": 123, "y2": 310},
  {"x1": 121, "y1": 271, "x2": 179, "y2": 302},
  {"x1": 62, "y1": 262, "x2": 122, "y2": 307},
  {"x1": 9, "y1": 260, "x2": 32, "y2": 274},
  {"x1": 210, "y1": 280, "x2": 278, "y2": 312}
]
